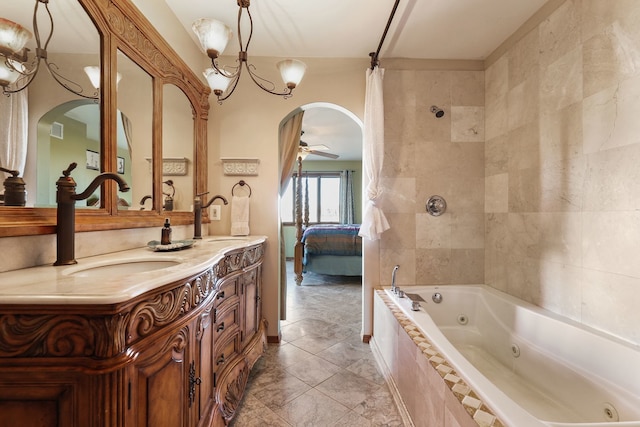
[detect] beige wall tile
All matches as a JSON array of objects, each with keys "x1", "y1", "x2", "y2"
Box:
[
  {"x1": 508, "y1": 28, "x2": 540, "y2": 89},
  {"x1": 379, "y1": 249, "x2": 416, "y2": 286},
  {"x1": 451, "y1": 106, "x2": 485, "y2": 143},
  {"x1": 540, "y1": 47, "x2": 583, "y2": 112},
  {"x1": 582, "y1": 211, "x2": 640, "y2": 279},
  {"x1": 485, "y1": 134, "x2": 509, "y2": 177},
  {"x1": 508, "y1": 122, "x2": 540, "y2": 172},
  {"x1": 583, "y1": 143, "x2": 640, "y2": 212},
  {"x1": 539, "y1": 101, "x2": 583, "y2": 164},
  {"x1": 582, "y1": 269, "x2": 640, "y2": 344},
  {"x1": 539, "y1": 0, "x2": 581, "y2": 67},
  {"x1": 451, "y1": 213, "x2": 485, "y2": 249},
  {"x1": 380, "y1": 177, "x2": 416, "y2": 214},
  {"x1": 537, "y1": 260, "x2": 583, "y2": 322},
  {"x1": 380, "y1": 213, "x2": 416, "y2": 250},
  {"x1": 450, "y1": 249, "x2": 484, "y2": 284},
  {"x1": 451, "y1": 71, "x2": 485, "y2": 106},
  {"x1": 415, "y1": 248, "x2": 452, "y2": 285},
  {"x1": 485, "y1": 173, "x2": 508, "y2": 213},
  {"x1": 416, "y1": 213, "x2": 451, "y2": 249},
  {"x1": 507, "y1": 76, "x2": 540, "y2": 131},
  {"x1": 583, "y1": 75, "x2": 640, "y2": 154}
]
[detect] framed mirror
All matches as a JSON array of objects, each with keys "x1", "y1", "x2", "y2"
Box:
[
  {"x1": 162, "y1": 84, "x2": 194, "y2": 212},
  {"x1": 0, "y1": 0, "x2": 210, "y2": 237}
]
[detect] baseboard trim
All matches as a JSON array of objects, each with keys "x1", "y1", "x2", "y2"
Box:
[{"x1": 267, "y1": 335, "x2": 281, "y2": 344}]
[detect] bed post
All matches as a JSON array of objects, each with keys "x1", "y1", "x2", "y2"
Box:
[{"x1": 294, "y1": 156, "x2": 304, "y2": 285}]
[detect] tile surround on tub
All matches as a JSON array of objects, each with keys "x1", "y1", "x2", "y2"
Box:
[{"x1": 375, "y1": 290, "x2": 505, "y2": 427}]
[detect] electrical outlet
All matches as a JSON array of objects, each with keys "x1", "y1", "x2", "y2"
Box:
[{"x1": 211, "y1": 205, "x2": 221, "y2": 221}]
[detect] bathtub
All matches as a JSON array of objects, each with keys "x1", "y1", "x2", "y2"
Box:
[{"x1": 376, "y1": 285, "x2": 640, "y2": 427}]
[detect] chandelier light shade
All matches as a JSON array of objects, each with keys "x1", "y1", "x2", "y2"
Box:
[
  {"x1": 0, "y1": 18, "x2": 32, "y2": 56},
  {"x1": 192, "y1": 0, "x2": 306, "y2": 103},
  {"x1": 203, "y1": 67, "x2": 232, "y2": 96},
  {"x1": 0, "y1": 0, "x2": 98, "y2": 99},
  {"x1": 192, "y1": 18, "x2": 232, "y2": 60},
  {"x1": 277, "y1": 59, "x2": 307, "y2": 89},
  {"x1": 84, "y1": 66, "x2": 122, "y2": 90}
]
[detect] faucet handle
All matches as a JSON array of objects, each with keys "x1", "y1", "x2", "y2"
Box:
[
  {"x1": 63, "y1": 163, "x2": 78, "y2": 177},
  {"x1": 0, "y1": 167, "x2": 19, "y2": 177}
]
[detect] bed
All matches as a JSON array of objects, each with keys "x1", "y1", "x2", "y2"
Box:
[{"x1": 292, "y1": 159, "x2": 362, "y2": 285}]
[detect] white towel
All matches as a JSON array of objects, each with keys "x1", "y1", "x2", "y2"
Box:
[{"x1": 230, "y1": 195, "x2": 250, "y2": 236}]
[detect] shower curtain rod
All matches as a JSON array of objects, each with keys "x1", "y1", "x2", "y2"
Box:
[{"x1": 369, "y1": 0, "x2": 401, "y2": 69}]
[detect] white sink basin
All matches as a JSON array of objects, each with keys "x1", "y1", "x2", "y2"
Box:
[{"x1": 63, "y1": 259, "x2": 179, "y2": 278}]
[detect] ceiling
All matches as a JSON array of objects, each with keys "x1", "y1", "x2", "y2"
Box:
[{"x1": 165, "y1": 0, "x2": 547, "y2": 161}]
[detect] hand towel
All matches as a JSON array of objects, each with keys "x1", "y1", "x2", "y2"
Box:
[{"x1": 230, "y1": 195, "x2": 250, "y2": 236}]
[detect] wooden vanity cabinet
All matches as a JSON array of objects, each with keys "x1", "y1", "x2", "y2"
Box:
[{"x1": 0, "y1": 243, "x2": 266, "y2": 427}]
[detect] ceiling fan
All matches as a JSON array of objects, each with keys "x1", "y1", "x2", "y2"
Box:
[{"x1": 299, "y1": 141, "x2": 339, "y2": 159}]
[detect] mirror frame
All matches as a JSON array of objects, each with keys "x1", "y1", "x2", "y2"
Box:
[{"x1": 0, "y1": 0, "x2": 210, "y2": 237}]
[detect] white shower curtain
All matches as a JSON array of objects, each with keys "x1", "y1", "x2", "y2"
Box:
[
  {"x1": 359, "y1": 66, "x2": 389, "y2": 240},
  {"x1": 0, "y1": 90, "x2": 28, "y2": 176}
]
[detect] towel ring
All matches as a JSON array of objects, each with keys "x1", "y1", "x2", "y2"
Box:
[{"x1": 232, "y1": 180, "x2": 252, "y2": 197}]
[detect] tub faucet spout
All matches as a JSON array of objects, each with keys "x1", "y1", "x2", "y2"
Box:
[
  {"x1": 391, "y1": 265, "x2": 400, "y2": 294},
  {"x1": 54, "y1": 162, "x2": 130, "y2": 266}
]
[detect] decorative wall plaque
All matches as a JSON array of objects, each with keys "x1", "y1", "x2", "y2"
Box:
[{"x1": 221, "y1": 158, "x2": 260, "y2": 176}]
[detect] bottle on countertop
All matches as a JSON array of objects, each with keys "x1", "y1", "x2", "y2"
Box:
[{"x1": 161, "y1": 218, "x2": 172, "y2": 245}]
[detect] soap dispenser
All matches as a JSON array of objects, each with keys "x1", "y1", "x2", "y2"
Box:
[{"x1": 161, "y1": 218, "x2": 172, "y2": 245}]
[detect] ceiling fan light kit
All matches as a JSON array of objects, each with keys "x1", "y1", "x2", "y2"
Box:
[{"x1": 193, "y1": 0, "x2": 307, "y2": 103}]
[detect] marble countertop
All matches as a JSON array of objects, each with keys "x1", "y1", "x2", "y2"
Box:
[{"x1": 0, "y1": 236, "x2": 266, "y2": 306}]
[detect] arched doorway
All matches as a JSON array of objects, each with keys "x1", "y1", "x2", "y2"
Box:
[{"x1": 278, "y1": 102, "x2": 365, "y2": 336}]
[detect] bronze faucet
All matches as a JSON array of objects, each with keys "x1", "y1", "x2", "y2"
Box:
[
  {"x1": 54, "y1": 162, "x2": 130, "y2": 266},
  {"x1": 193, "y1": 192, "x2": 228, "y2": 239},
  {"x1": 139, "y1": 195, "x2": 152, "y2": 210}
]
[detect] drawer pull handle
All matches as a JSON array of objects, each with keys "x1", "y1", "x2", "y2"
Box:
[
  {"x1": 217, "y1": 291, "x2": 225, "y2": 300},
  {"x1": 216, "y1": 322, "x2": 225, "y2": 332},
  {"x1": 216, "y1": 354, "x2": 225, "y2": 365}
]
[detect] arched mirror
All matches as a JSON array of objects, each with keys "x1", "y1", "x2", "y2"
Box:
[
  {"x1": 116, "y1": 50, "x2": 153, "y2": 211},
  {"x1": 162, "y1": 84, "x2": 194, "y2": 212},
  {"x1": 1, "y1": 0, "x2": 101, "y2": 208},
  {"x1": 0, "y1": 0, "x2": 210, "y2": 236}
]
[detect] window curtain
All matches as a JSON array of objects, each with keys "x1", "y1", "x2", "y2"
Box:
[
  {"x1": 278, "y1": 110, "x2": 304, "y2": 319},
  {"x1": 359, "y1": 66, "x2": 389, "y2": 240},
  {"x1": 340, "y1": 169, "x2": 355, "y2": 224},
  {"x1": 120, "y1": 111, "x2": 134, "y2": 156},
  {"x1": 0, "y1": 90, "x2": 28, "y2": 177}
]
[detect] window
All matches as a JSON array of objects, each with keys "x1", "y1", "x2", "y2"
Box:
[{"x1": 281, "y1": 172, "x2": 341, "y2": 224}]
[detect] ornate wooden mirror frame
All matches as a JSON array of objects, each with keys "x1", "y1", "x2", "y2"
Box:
[{"x1": 0, "y1": 0, "x2": 210, "y2": 237}]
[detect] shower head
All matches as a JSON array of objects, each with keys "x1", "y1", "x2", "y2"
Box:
[{"x1": 430, "y1": 105, "x2": 445, "y2": 118}]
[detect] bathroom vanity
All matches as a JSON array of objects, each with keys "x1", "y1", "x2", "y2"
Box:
[{"x1": 0, "y1": 237, "x2": 266, "y2": 426}]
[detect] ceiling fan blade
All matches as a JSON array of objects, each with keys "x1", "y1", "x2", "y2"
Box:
[
  {"x1": 309, "y1": 150, "x2": 339, "y2": 159},
  {"x1": 307, "y1": 144, "x2": 330, "y2": 151}
]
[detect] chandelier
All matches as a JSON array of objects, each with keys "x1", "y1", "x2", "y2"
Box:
[
  {"x1": 0, "y1": 0, "x2": 97, "y2": 99},
  {"x1": 192, "y1": 0, "x2": 307, "y2": 103}
]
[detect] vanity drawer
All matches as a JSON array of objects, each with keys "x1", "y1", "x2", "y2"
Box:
[
  {"x1": 214, "y1": 301, "x2": 239, "y2": 341},
  {"x1": 214, "y1": 331, "x2": 241, "y2": 377},
  {"x1": 214, "y1": 277, "x2": 239, "y2": 308}
]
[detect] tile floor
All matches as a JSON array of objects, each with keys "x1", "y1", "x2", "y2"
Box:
[{"x1": 230, "y1": 262, "x2": 404, "y2": 426}]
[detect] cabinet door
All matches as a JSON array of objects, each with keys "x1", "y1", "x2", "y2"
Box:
[
  {"x1": 194, "y1": 304, "x2": 214, "y2": 427},
  {"x1": 129, "y1": 327, "x2": 189, "y2": 427},
  {"x1": 0, "y1": 374, "x2": 88, "y2": 427},
  {"x1": 241, "y1": 266, "x2": 261, "y2": 347}
]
